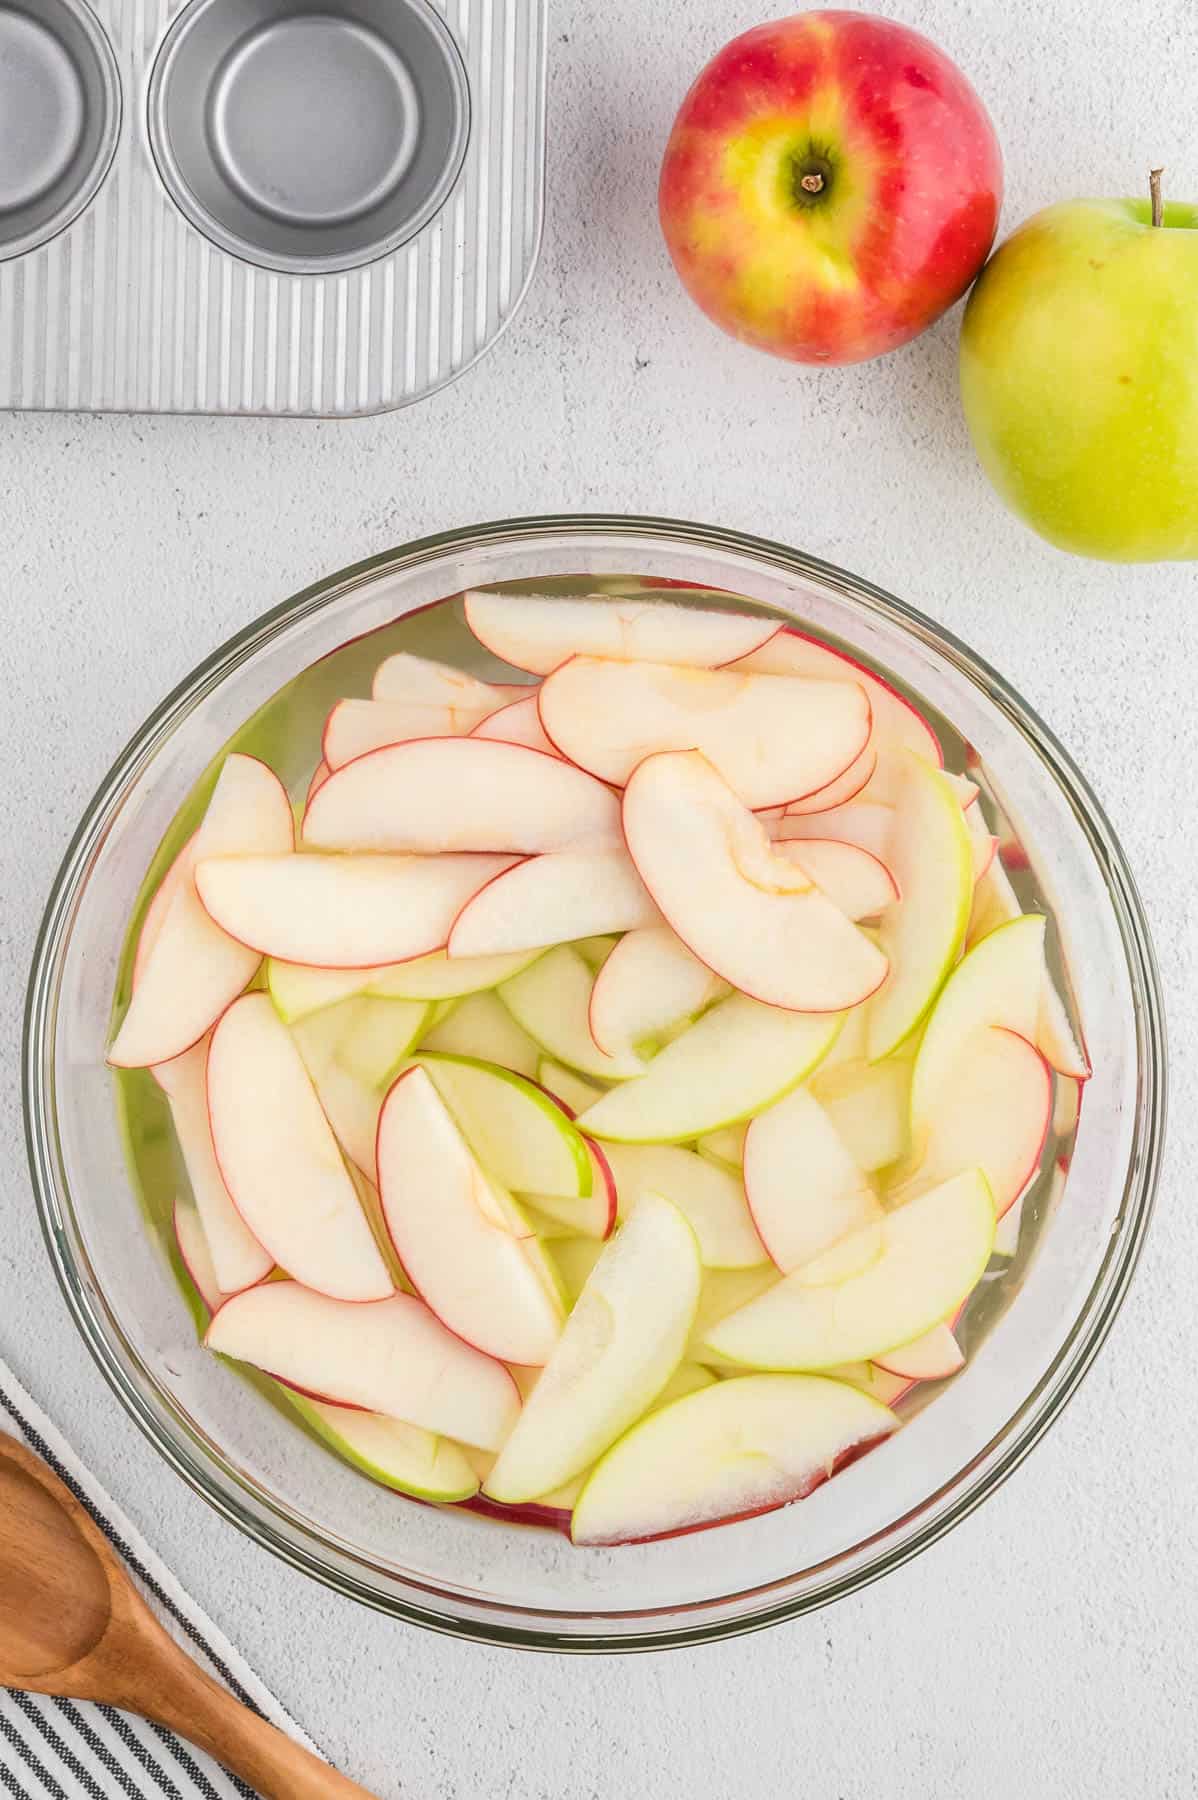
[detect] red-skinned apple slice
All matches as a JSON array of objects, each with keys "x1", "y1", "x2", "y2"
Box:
[
  {"x1": 371, "y1": 649, "x2": 524, "y2": 711},
  {"x1": 772, "y1": 838, "x2": 899, "y2": 920},
  {"x1": 447, "y1": 850, "x2": 657, "y2": 959},
  {"x1": 499, "y1": 945, "x2": 647, "y2": 1081},
  {"x1": 376, "y1": 1066, "x2": 565, "y2": 1365},
  {"x1": 109, "y1": 754, "x2": 294, "y2": 1068},
  {"x1": 572, "y1": 1373, "x2": 897, "y2": 1546},
  {"x1": 773, "y1": 799, "x2": 895, "y2": 861},
  {"x1": 470, "y1": 694, "x2": 560, "y2": 755},
  {"x1": 306, "y1": 761, "x2": 331, "y2": 807},
  {"x1": 874, "y1": 1320, "x2": 965, "y2": 1382},
  {"x1": 1037, "y1": 974, "x2": 1091, "y2": 1081},
  {"x1": 281, "y1": 1390, "x2": 480, "y2": 1503},
  {"x1": 588, "y1": 925, "x2": 727, "y2": 1060},
  {"x1": 783, "y1": 743, "x2": 879, "y2": 815},
  {"x1": 993, "y1": 1194, "x2": 1024, "y2": 1258},
  {"x1": 166, "y1": 1038, "x2": 274, "y2": 1294},
  {"x1": 196, "y1": 851, "x2": 517, "y2": 968},
  {"x1": 304, "y1": 737, "x2": 622, "y2": 855},
  {"x1": 539, "y1": 656, "x2": 871, "y2": 808},
  {"x1": 704, "y1": 1169, "x2": 995, "y2": 1370},
  {"x1": 910, "y1": 914, "x2": 1047, "y2": 1126},
  {"x1": 808, "y1": 1054, "x2": 911, "y2": 1172},
  {"x1": 206, "y1": 1282, "x2": 519, "y2": 1450},
  {"x1": 419, "y1": 989, "x2": 542, "y2": 1077},
  {"x1": 622, "y1": 751, "x2": 887, "y2": 1013},
  {"x1": 207, "y1": 993, "x2": 393, "y2": 1301},
  {"x1": 173, "y1": 1198, "x2": 228, "y2": 1316},
  {"x1": 324, "y1": 696, "x2": 507, "y2": 770},
  {"x1": 463, "y1": 589, "x2": 780, "y2": 674},
  {"x1": 482, "y1": 1193, "x2": 702, "y2": 1504},
  {"x1": 602, "y1": 1143, "x2": 767, "y2": 1268},
  {"x1": 744, "y1": 1086, "x2": 880, "y2": 1273}
]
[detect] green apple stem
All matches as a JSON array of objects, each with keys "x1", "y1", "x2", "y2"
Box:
[{"x1": 1150, "y1": 166, "x2": 1164, "y2": 227}]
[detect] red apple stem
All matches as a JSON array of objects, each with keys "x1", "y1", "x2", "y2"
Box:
[{"x1": 1150, "y1": 167, "x2": 1164, "y2": 227}]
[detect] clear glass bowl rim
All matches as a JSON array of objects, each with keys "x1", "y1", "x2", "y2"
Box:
[{"x1": 23, "y1": 512, "x2": 1166, "y2": 1653}]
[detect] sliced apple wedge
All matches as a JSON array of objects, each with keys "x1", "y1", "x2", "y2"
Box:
[
  {"x1": 325, "y1": 697, "x2": 494, "y2": 769},
  {"x1": 772, "y1": 838, "x2": 899, "y2": 920},
  {"x1": 966, "y1": 846, "x2": 1022, "y2": 949},
  {"x1": 306, "y1": 760, "x2": 331, "y2": 806},
  {"x1": 419, "y1": 989, "x2": 542, "y2": 1077},
  {"x1": 463, "y1": 589, "x2": 779, "y2": 674},
  {"x1": 696, "y1": 1122, "x2": 747, "y2": 1169},
  {"x1": 588, "y1": 926, "x2": 727, "y2": 1061},
  {"x1": 416, "y1": 1053, "x2": 592, "y2": 1200},
  {"x1": 783, "y1": 744, "x2": 878, "y2": 815},
  {"x1": 910, "y1": 914, "x2": 1047, "y2": 1126},
  {"x1": 808, "y1": 1054, "x2": 911, "y2": 1173},
  {"x1": 525, "y1": 1137, "x2": 617, "y2": 1241},
  {"x1": 578, "y1": 992, "x2": 841, "y2": 1144},
  {"x1": 482, "y1": 1194, "x2": 702, "y2": 1504},
  {"x1": 499, "y1": 945, "x2": 647, "y2": 1081},
  {"x1": 1037, "y1": 971, "x2": 1091, "y2": 1081},
  {"x1": 447, "y1": 850, "x2": 657, "y2": 959},
  {"x1": 174, "y1": 1197, "x2": 229, "y2": 1316},
  {"x1": 304, "y1": 738, "x2": 621, "y2": 855},
  {"x1": 552, "y1": 1235, "x2": 605, "y2": 1302},
  {"x1": 623, "y1": 751, "x2": 887, "y2": 1012},
  {"x1": 206, "y1": 1283, "x2": 519, "y2": 1450},
  {"x1": 536, "y1": 1059, "x2": 603, "y2": 1115},
  {"x1": 744, "y1": 1086, "x2": 880, "y2": 1273},
  {"x1": 267, "y1": 946, "x2": 544, "y2": 1023},
  {"x1": 704, "y1": 1170, "x2": 994, "y2": 1370},
  {"x1": 207, "y1": 993, "x2": 393, "y2": 1300},
  {"x1": 371, "y1": 649, "x2": 524, "y2": 711},
  {"x1": 291, "y1": 995, "x2": 428, "y2": 1180},
  {"x1": 865, "y1": 756, "x2": 974, "y2": 1061},
  {"x1": 267, "y1": 960, "x2": 370, "y2": 1023},
  {"x1": 109, "y1": 754, "x2": 294, "y2": 1067},
  {"x1": 874, "y1": 1321, "x2": 964, "y2": 1382},
  {"x1": 470, "y1": 694, "x2": 560, "y2": 755},
  {"x1": 196, "y1": 852, "x2": 516, "y2": 969},
  {"x1": 281, "y1": 1391, "x2": 480, "y2": 1503},
  {"x1": 773, "y1": 798, "x2": 895, "y2": 861},
  {"x1": 539, "y1": 656, "x2": 871, "y2": 808},
  {"x1": 602, "y1": 1143, "x2": 767, "y2": 1269},
  {"x1": 993, "y1": 1194, "x2": 1024, "y2": 1258},
  {"x1": 166, "y1": 1039, "x2": 274, "y2": 1294},
  {"x1": 572, "y1": 1373, "x2": 897, "y2": 1545},
  {"x1": 377, "y1": 1066, "x2": 565, "y2": 1365}
]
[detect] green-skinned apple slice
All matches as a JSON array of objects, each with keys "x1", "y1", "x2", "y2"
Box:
[
  {"x1": 538, "y1": 656, "x2": 870, "y2": 808},
  {"x1": 687, "y1": 1265, "x2": 783, "y2": 1366},
  {"x1": 267, "y1": 960, "x2": 371, "y2": 1023},
  {"x1": 773, "y1": 798, "x2": 895, "y2": 861},
  {"x1": 377, "y1": 1066, "x2": 565, "y2": 1365},
  {"x1": 206, "y1": 1282, "x2": 519, "y2": 1451},
  {"x1": 704, "y1": 1170, "x2": 995, "y2": 1370},
  {"x1": 500, "y1": 945, "x2": 646, "y2": 1081},
  {"x1": 166, "y1": 1040, "x2": 274, "y2": 1294},
  {"x1": 174, "y1": 1197, "x2": 230, "y2": 1316},
  {"x1": 577, "y1": 992, "x2": 841, "y2": 1144},
  {"x1": 602, "y1": 1143, "x2": 767, "y2": 1268},
  {"x1": 587, "y1": 925, "x2": 727, "y2": 1061},
  {"x1": 280, "y1": 1391, "x2": 480, "y2": 1504},
  {"x1": 572, "y1": 1372, "x2": 898, "y2": 1545},
  {"x1": 291, "y1": 995, "x2": 429, "y2": 1180},
  {"x1": 695, "y1": 1123, "x2": 747, "y2": 1169},
  {"x1": 419, "y1": 989, "x2": 542, "y2": 1077},
  {"x1": 415, "y1": 1053, "x2": 592, "y2": 1199},
  {"x1": 536, "y1": 1059, "x2": 603, "y2": 1114},
  {"x1": 462, "y1": 589, "x2": 780, "y2": 675},
  {"x1": 808, "y1": 1055, "x2": 911, "y2": 1172},
  {"x1": 482, "y1": 1193, "x2": 701, "y2": 1504},
  {"x1": 268, "y1": 946, "x2": 544, "y2": 1023},
  {"x1": 874, "y1": 1319, "x2": 964, "y2": 1382},
  {"x1": 865, "y1": 756, "x2": 974, "y2": 1061},
  {"x1": 207, "y1": 994, "x2": 393, "y2": 1301},
  {"x1": 911, "y1": 914, "x2": 1047, "y2": 1125},
  {"x1": 304, "y1": 737, "x2": 621, "y2": 855},
  {"x1": 744, "y1": 1086, "x2": 880, "y2": 1273},
  {"x1": 469, "y1": 694, "x2": 559, "y2": 755},
  {"x1": 772, "y1": 837, "x2": 899, "y2": 920},
  {"x1": 109, "y1": 754, "x2": 294, "y2": 1068},
  {"x1": 524, "y1": 1139, "x2": 617, "y2": 1241},
  {"x1": 573, "y1": 935, "x2": 619, "y2": 970},
  {"x1": 447, "y1": 850, "x2": 657, "y2": 959},
  {"x1": 371, "y1": 650, "x2": 524, "y2": 710},
  {"x1": 623, "y1": 752, "x2": 887, "y2": 1012}
]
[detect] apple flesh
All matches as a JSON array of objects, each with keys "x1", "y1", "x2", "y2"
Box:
[
  {"x1": 783, "y1": 744, "x2": 878, "y2": 816},
  {"x1": 808, "y1": 1054, "x2": 911, "y2": 1173},
  {"x1": 587, "y1": 924, "x2": 726, "y2": 1060},
  {"x1": 419, "y1": 989, "x2": 542, "y2": 1079},
  {"x1": 499, "y1": 945, "x2": 647, "y2": 1081},
  {"x1": 482, "y1": 1193, "x2": 702, "y2": 1504},
  {"x1": 267, "y1": 945, "x2": 544, "y2": 1023},
  {"x1": 573, "y1": 1373, "x2": 898, "y2": 1545},
  {"x1": 165, "y1": 1039, "x2": 274, "y2": 1294},
  {"x1": 463, "y1": 589, "x2": 779, "y2": 674},
  {"x1": 538, "y1": 656, "x2": 870, "y2": 808},
  {"x1": 447, "y1": 850, "x2": 658, "y2": 959},
  {"x1": 324, "y1": 695, "x2": 516, "y2": 769},
  {"x1": 772, "y1": 837, "x2": 899, "y2": 920},
  {"x1": 744, "y1": 1086, "x2": 879, "y2": 1273},
  {"x1": 206, "y1": 1282, "x2": 519, "y2": 1451},
  {"x1": 416, "y1": 1053, "x2": 593, "y2": 1200},
  {"x1": 874, "y1": 1321, "x2": 965, "y2": 1382},
  {"x1": 911, "y1": 914, "x2": 1047, "y2": 1126},
  {"x1": 281, "y1": 1390, "x2": 480, "y2": 1504},
  {"x1": 470, "y1": 694, "x2": 560, "y2": 756},
  {"x1": 773, "y1": 798, "x2": 895, "y2": 861},
  {"x1": 173, "y1": 1197, "x2": 229, "y2": 1316},
  {"x1": 371, "y1": 650, "x2": 524, "y2": 711},
  {"x1": 602, "y1": 1142, "x2": 767, "y2": 1269}
]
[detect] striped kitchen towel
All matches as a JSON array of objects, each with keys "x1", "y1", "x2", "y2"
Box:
[{"x1": 0, "y1": 1358, "x2": 324, "y2": 1800}]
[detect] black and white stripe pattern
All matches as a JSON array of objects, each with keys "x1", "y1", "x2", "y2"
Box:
[{"x1": 0, "y1": 1364, "x2": 323, "y2": 1799}]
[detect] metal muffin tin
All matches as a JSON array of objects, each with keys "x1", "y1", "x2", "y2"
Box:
[{"x1": 0, "y1": 0, "x2": 546, "y2": 414}]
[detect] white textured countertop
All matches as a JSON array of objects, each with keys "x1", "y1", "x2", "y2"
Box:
[{"x1": 2, "y1": 1, "x2": 1196, "y2": 1793}]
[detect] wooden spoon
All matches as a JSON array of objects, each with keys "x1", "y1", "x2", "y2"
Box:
[{"x1": 0, "y1": 1431, "x2": 379, "y2": 1798}]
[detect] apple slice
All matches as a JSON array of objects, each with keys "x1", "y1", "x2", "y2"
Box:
[
  {"x1": 603, "y1": 1143, "x2": 767, "y2": 1269},
  {"x1": 774, "y1": 798, "x2": 895, "y2": 861},
  {"x1": 207, "y1": 993, "x2": 393, "y2": 1300},
  {"x1": 579, "y1": 992, "x2": 841, "y2": 1144},
  {"x1": 588, "y1": 925, "x2": 727, "y2": 1060},
  {"x1": 865, "y1": 756, "x2": 974, "y2": 1061},
  {"x1": 894, "y1": 1026, "x2": 1052, "y2": 1220},
  {"x1": 304, "y1": 738, "x2": 621, "y2": 855},
  {"x1": 470, "y1": 693, "x2": 560, "y2": 756},
  {"x1": 993, "y1": 1195, "x2": 1024, "y2": 1258},
  {"x1": 910, "y1": 914, "x2": 1047, "y2": 1126},
  {"x1": 325, "y1": 697, "x2": 495, "y2": 770},
  {"x1": 574, "y1": 934, "x2": 619, "y2": 970},
  {"x1": 499, "y1": 945, "x2": 647, "y2": 1081},
  {"x1": 371, "y1": 649, "x2": 524, "y2": 711},
  {"x1": 377, "y1": 1066, "x2": 565, "y2": 1365},
  {"x1": 874, "y1": 1322, "x2": 964, "y2": 1382},
  {"x1": 772, "y1": 838, "x2": 899, "y2": 920},
  {"x1": 782, "y1": 744, "x2": 878, "y2": 816},
  {"x1": 744, "y1": 1087, "x2": 880, "y2": 1273},
  {"x1": 623, "y1": 751, "x2": 887, "y2": 1012},
  {"x1": 206, "y1": 1283, "x2": 519, "y2": 1450},
  {"x1": 539, "y1": 656, "x2": 871, "y2": 809},
  {"x1": 552, "y1": 1235, "x2": 605, "y2": 1302},
  {"x1": 306, "y1": 760, "x2": 331, "y2": 807},
  {"x1": 267, "y1": 960, "x2": 369, "y2": 1023},
  {"x1": 536, "y1": 1058, "x2": 603, "y2": 1115},
  {"x1": 482, "y1": 1194, "x2": 702, "y2": 1503},
  {"x1": 572, "y1": 1372, "x2": 897, "y2": 1545},
  {"x1": 704, "y1": 1170, "x2": 994, "y2": 1370},
  {"x1": 686, "y1": 1265, "x2": 782, "y2": 1365},
  {"x1": 696, "y1": 1123, "x2": 747, "y2": 1169},
  {"x1": 166, "y1": 1039, "x2": 274, "y2": 1294},
  {"x1": 1037, "y1": 972, "x2": 1091, "y2": 1081},
  {"x1": 197, "y1": 851, "x2": 516, "y2": 969},
  {"x1": 463, "y1": 589, "x2": 780, "y2": 674},
  {"x1": 419, "y1": 989, "x2": 542, "y2": 1078},
  {"x1": 808, "y1": 1055, "x2": 911, "y2": 1172},
  {"x1": 966, "y1": 846, "x2": 1022, "y2": 948},
  {"x1": 447, "y1": 850, "x2": 657, "y2": 959},
  {"x1": 525, "y1": 1138, "x2": 618, "y2": 1242},
  {"x1": 291, "y1": 995, "x2": 429, "y2": 1180},
  {"x1": 270, "y1": 946, "x2": 548, "y2": 1023},
  {"x1": 174, "y1": 1198, "x2": 229, "y2": 1316},
  {"x1": 416, "y1": 1053, "x2": 592, "y2": 1199},
  {"x1": 109, "y1": 754, "x2": 294, "y2": 1067},
  {"x1": 281, "y1": 1391, "x2": 480, "y2": 1503}
]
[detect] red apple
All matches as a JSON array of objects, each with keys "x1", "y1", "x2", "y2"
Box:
[{"x1": 659, "y1": 10, "x2": 1002, "y2": 364}]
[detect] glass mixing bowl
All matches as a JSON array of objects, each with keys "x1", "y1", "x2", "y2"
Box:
[{"x1": 24, "y1": 516, "x2": 1164, "y2": 1651}]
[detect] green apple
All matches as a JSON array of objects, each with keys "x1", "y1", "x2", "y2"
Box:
[{"x1": 960, "y1": 174, "x2": 1198, "y2": 559}]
